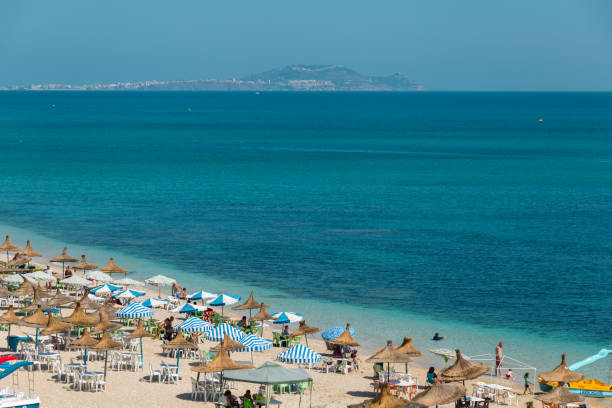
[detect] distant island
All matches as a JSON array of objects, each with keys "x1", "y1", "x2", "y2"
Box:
[{"x1": 1, "y1": 65, "x2": 423, "y2": 92}]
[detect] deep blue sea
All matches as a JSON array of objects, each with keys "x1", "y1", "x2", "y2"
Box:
[{"x1": 0, "y1": 92, "x2": 610, "y2": 378}]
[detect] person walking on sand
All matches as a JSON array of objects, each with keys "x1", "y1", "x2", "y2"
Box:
[
  {"x1": 523, "y1": 372, "x2": 532, "y2": 395},
  {"x1": 495, "y1": 341, "x2": 503, "y2": 376}
]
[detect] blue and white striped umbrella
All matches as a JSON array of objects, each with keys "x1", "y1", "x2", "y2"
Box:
[
  {"x1": 188, "y1": 290, "x2": 217, "y2": 301},
  {"x1": 90, "y1": 283, "x2": 122, "y2": 295},
  {"x1": 173, "y1": 316, "x2": 213, "y2": 333},
  {"x1": 142, "y1": 297, "x2": 169, "y2": 308},
  {"x1": 238, "y1": 334, "x2": 273, "y2": 352},
  {"x1": 208, "y1": 293, "x2": 241, "y2": 307},
  {"x1": 205, "y1": 323, "x2": 246, "y2": 342},
  {"x1": 171, "y1": 302, "x2": 200, "y2": 314},
  {"x1": 321, "y1": 326, "x2": 356, "y2": 340},
  {"x1": 271, "y1": 312, "x2": 304, "y2": 325},
  {"x1": 115, "y1": 302, "x2": 154, "y2": 318},
  {"x1": 277, "y1": 344, "x2": 322, "y2": 364},
  {"x1": 111, "y1": 289, "x2": 146, "y2": 299}
]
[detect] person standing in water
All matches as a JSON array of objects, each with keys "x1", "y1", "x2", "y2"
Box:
[{"x1": 495, "y1": 341, "x2": 503, "y2": 376}]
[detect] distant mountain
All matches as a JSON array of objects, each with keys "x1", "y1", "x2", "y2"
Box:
[
  {"x1": 240, "y1": 65, "x2": 422, "y2": 91},
  {"x1": 0, "y1": 65, "x2": 422, "y2": 91}
]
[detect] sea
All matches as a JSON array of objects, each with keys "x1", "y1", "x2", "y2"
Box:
[{"x1": 0, "y1": 91, "x2": 610, "y2": 380}]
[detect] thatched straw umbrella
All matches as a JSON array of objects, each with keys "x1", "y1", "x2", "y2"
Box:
[
  {"x1": 100, "y1": 257, "x2": 128, "y2": 278},
  {"x1": 70, "y1": 327, "x2": 99, "y2": 368},
  {"x1": 93, "y1": 312, "x2": 121, "y2": 333},
  {"x1": 410, "y1": 382, "x2": 466, "y2": 406},
  {"x1": 72, "y1": 292, "x2": 101, "y2": 310},
  {"x1": 366, "y1": 341, "x2": 414, "y2": 380},
  {"x1": 329, "y1": 323, "x2": 360, "y2": 349},
  {"x1": 232, "y1": 290, "x2": 262, "y2": 319},
  {"x1": 21, "y1": 241, "x2": 42, "y2": 258},
  {"x1": 98, "y1": 299, "x2": 118, "y2": 321},
  {"x1": 19, "y1": 305, "x2": 49, "y2": 348},
  {"x1": 7, "y1": 253, "x2": 31, "y2": 267},
  {"x1": 396, "y1": 337, "x2": 422, "y2": 372},
  {"x1": 347, "y1": 383, "x2": 411, "y2": 408},
  {"x1": 438, "y1": 349, "x2": 489, "y2": 383},
  {"x1": 210, "y1": 336, "x2": 244, "y2": 354},
  {"x1": 539, "y1": 354, "x2": 585, "y2": 385},
  {"x1": 535, "y1": 386, "x2": 585, "y2": 404},
  {"x1": 48, "y1": 288, "x2": 74, "y2": 307},
  {"x1": 90, "y1": 330, "x2": 122, "y2": 380},
  {"x1": 12, "y1": 280, "x2": 34, "y2": 297},
  {"x1": 0, "y1": 306, "x2": 19, "y2": 339},
  {"x1": 162, "y1": 328, "x2": 197, "y2": 371},
  {"x1": 250, "y1": 305, "x2": 273, "y2": 338},
  {"x1": 191, "y1": 343, "x2": 254, "y2": 388},
  {"x1": 291, "y1": 320, "x2": 319, "y2": 347},
  {"x1": 40, "y1": 313, "x2": 71, "y2": 336},
  {"x1": 50, "y1": 247, "x2": 78, "y2": 279},
  {"x1": 0, "y1": 236, "x2": 22, "y2": 263},
  {"x1": 63, "y1": 302, "x2": 99, "y2": 327},
  {"x1": 127, "y1": 319, "x2": 154, "y2": 365},
  {"x1": 73, "y1": 255, "x2": 98, "y2": 276}
]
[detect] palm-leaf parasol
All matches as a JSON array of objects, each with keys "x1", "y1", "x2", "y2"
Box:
[
  {"x1": 0, "y1": 236, "x2": 22, "y2": 263},
  {"x1": 90, "y1": 330, "x2": 123, "y2": 380},
  {"x1": 439, "y1": 349, "x2": 489, "y2": 382},
  {"x1": 48, "y1": 288, "x2": 74, "y2": 307},
  {"x1": 210, "y1": 336, "x2": 245, "y2": 353},
  {"x1": 366, "y1": 341, "x2": 414, "y2": 379},
  {"x1": 0, "y1": 306, "x2": 19, "y2": 338},
  {"x1": 410, "y1": 382, "x2": 467, "y2": 406},
  {"x1": 535, "y1": 386, "x2": 585, "y2": 404},
  {"x1": 73, "y1": 255, "x2": 98, "y2": 275},
  {"x1": 250, "y1": 304, "x2": 273, "y2": 337},
  {"x1": 127, "y1": 319, "x2": 154, "y2": 367},
  {"x1": 93, "y1": 312, "x2": 122, "y2": 332},
  {"x1": 100, "y1": 257, "x2": 128, "y2": 278},
  {"x1": 50, "y1": 247, "x2": 78, "y2": 279},
  {"x1": 19, "y1": 305, "x2": 49, "y2": 349},
  {"x1": 7, "y1": 253, "x2": 31, "y2": 267},
  {"x1": 539, "y1": 354, "x2": 585, "y2": 384},
  {"x1": 63, "y1": 302, "x2": 99, "y2": 326},
  {"x1": 291, "y1": 320, "x2": 319, "y2": 347},
  {"x1": 232, "y1": 290, "x2": 262, "y2": 319},
  {"x1": 397, "y1": 337, "x2": 422, "y2": 372},
  {"x1": 347, "y1": 383, "x2": 411, "y2": 408},
  {"x1": 21, "y1": 241, "x2": 42, "y2": 258},
  {"x1": 12, "y1": 280, "x2": 34, "y2": 297},
  {"x1": 40, "y1": 313, "x2": 71, "y2": 336},
  {"x1": 191, "y1": 343, "x2": 254, "y2": 388},
  {"x1": 162, "y1": 327, "x2": 198, "y2": 372},
  {"x1": 329, "y1": 323, "x2": 359, "y2": 347},
  {"x1": 72, "y1": 292, "x2": 102, "y2": 310}
]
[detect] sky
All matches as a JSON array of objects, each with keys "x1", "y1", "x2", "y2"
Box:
[{"x1": 1, "y1": 0, "x2": 611, "y2": 91}]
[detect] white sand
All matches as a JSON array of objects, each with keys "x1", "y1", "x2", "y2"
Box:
[{"x1": 0, "y1": 262, "x2": 608, "y2": 408}]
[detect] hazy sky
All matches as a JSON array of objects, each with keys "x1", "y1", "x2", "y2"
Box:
[{"x1": 1, "y1": 0, "x2": 611, "y2": 90}]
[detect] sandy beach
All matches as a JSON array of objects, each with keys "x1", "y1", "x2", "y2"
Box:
[{"x1": 0, "y1": 258, "x2": 609, "y2": 408}]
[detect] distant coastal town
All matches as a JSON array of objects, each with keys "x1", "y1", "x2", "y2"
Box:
[{"x1": 0, "y1": 65, "x2": 423, "y2": 92}]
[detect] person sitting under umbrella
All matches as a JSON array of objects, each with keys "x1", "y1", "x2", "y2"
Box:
[
  {"x1": 221, "y1": 390, "x2": 239, "y2": 407},
  {"x1": 281, "y1": 325, "x2": 291, "y2": 347},
  {"x1": 427, "y1": 366, "x2": 438, "y2": 384}
]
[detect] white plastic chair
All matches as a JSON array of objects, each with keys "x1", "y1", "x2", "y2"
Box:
[
  {"x1": 148, "y1": 363, "x2": 161, "y2": 383},
  {"x1": 191, "y1": 377, "x2": 204, "y2": 400}
]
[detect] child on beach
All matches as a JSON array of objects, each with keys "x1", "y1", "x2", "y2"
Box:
[
  {"x1": 523, "y1": 372, "x2": 532, "y2": 395},
  {"x1": 506, "y1": 369, "x2": 514, "y2": 380}
]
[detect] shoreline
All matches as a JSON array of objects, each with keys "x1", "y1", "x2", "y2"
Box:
[{"x1": 0, "y1": 221, "x2": 610, "y2": 380}]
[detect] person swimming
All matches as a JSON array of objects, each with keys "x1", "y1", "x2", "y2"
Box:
[{"x1": 432, "y1": 332, "x2": 445, "y2": 341}]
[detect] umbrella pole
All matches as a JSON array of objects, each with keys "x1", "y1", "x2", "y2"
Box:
[
  {"x1": 140, "y1": 337, "x2": 143, "y2": 369},
  {"x1": 305, "y1": 334, "x2": 309, "y2": 347},
  {"x1": 62, "y1": 261, "x2": 65, "y2": 280},
  {"x1": 84, "y1": 348, "x2": 88, "y2": 367},
  {"x1": 104, "y1": 351, "x2": 108, "y2": 381},
  {"x1": 35, "y1": 328, "x2": 39, "y2": 350}
]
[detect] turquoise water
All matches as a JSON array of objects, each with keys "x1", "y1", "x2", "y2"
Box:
[{"x1": 0, "y1": 92, "x2": 610, "y2": 378}]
